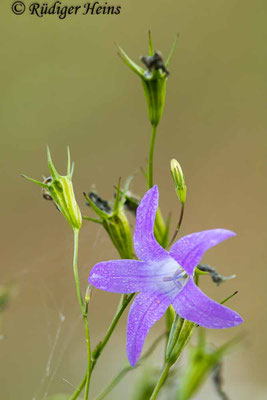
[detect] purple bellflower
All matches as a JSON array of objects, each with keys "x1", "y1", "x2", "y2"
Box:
[{"x1": 89, "y1": 186, "x2": 243, "y2": 366}]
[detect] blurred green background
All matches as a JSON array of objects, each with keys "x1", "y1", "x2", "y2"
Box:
[{"x1": 0, "y1": 0, "x2": 266, "y2": 399}]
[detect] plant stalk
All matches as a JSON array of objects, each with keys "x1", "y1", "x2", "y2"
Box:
[
  {"x1": 70, "y1": 293, "x2": 135, "y2": 398},
  {"x1": 94, "y1": 332, "x2": 166, "y2": 400},
  {"x1": 149, "y1": 362, "x2": 172, "y2": 400},
  {"x1": 169, "y1": 203, "x2": 185, "y2": 247},
  {"x1": 72, "y1": 229, "x2": 91, "y2": 400},
  {"x1": 148, "y1": 124, "x2": 157, "y2": 188},
  {"x1": 91, "y1": 293, "x2": 134, "y2": 370}
]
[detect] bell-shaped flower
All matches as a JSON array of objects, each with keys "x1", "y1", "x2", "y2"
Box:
[{"x1": 89, "y1": 186, "x2": 243, "y2": 366}]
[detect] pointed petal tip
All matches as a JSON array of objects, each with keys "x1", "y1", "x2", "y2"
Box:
[
  {"x1": 127, "y1": 351, "x2": 137, "y2": 367},
  {"x1": 149, "y1": 184, "x2": 159, "y2": 195},
  {"x1": 232, "y1": 313, "x2": 243, "y2": 326},
  {"x1": 217, "y1": 228, "x2": 236, "y2": 237},
  {"x1": 170, "y1": 228, "x2": 237, "y2": 276},
  {"x1": 172, "y1": 278, "x2": 243, "y2": 330}
]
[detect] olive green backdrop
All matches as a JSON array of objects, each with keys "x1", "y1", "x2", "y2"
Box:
[{"x1": 0, "y1": 0, "x2": 266, "y2": 399}]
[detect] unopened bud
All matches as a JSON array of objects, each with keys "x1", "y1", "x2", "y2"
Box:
[
  {"x1": 170, "y1": 159, "x2": 187, "y2": 204},
  {"x1": 85, "y1": 285, "x2": 92, "y2": 304}
]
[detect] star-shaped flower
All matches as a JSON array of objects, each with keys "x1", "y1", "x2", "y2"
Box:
[{"x1": 89, "y1": 186, "x2": 243, "y2": 366}]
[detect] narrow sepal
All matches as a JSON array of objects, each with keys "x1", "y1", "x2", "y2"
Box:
[
  {"x1": 116, "y1": 43, "x2": 145, "y2": 77},
  {"x1": 67, "y1": 146, "x2": 71, "y2": 176},
  {"x1": 21, "y1": 174, "x2": 48, "y2": 188},
  {"x1": 165, "y1": 34, "x2": 179, "y2": 67},
  {"x1": 83, "y1": 192, "x2": 110, "y2": 219},
  {"x1": 148, "y1": 30, "x2": 153, "y2": 56},
  {"x1": 172, "y1": 278, "x2": 243, "y2": 329},
  {"x1": 46, "y1": 146, "x2": 59, "y2": 180}
]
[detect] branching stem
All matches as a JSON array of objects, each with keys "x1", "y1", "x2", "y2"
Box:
[
  {"x1": 70, "y1": 293, "x2": 135, "y2": 399},
  {"x1": 94, "y1": 332, "x2": 166, "y2": 400}
]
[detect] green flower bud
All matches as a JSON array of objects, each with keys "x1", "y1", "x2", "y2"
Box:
[
  {"x1": 22, "y1": 147, "x2": 82, "y2": 231},
  {"x1": 84, "y1": 178, "x2": 133, "y2": 259},
  {"x1": 117, "y1": 32, "x2": 178, "y2": 127},
  {"x1": 170, "y1": 159, "x2": 187, "y2": 204},
  {"x1": 85, "y1": 285, "x2": 92, "y2": 304}
]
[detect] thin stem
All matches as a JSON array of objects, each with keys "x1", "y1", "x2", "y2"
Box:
[
  {"x1": 70, "y1": 375, "x2": 86, "y2": 400},
  {"x1": 149, "y1": 362, "x2": 172, "y2": 400},
  {"x1": 71, "y1": 293, "x2": 135, "y2": 399},
  {"x1": 73, "y1": 229, "x2": 84, "y2": 311},
  {"x1": 95, "y1": 367, "x2": 131, "y2": 400},
  {"x1": 72, "y1": 229, "x2": 91, "y2": 400},
  {"x1": 94, "y1": 333, "x2": 166, "y2": 400},
  {"x1": 168, "y1": 203, "x2": 185, "y2": 247},
  {"x1": 148, "y1": 124, "x2": 157, "y2": 189},
  {"x1": 83, "y1": 312, "x2": 91, "y2": 400},
  {"x1": 91, "y1": 293, "x2": 135, "y2": 370}
]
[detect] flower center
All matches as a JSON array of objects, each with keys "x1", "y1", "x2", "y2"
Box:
[{"x1": 163, "y1": 267, "x2": 188, "y2": 290}]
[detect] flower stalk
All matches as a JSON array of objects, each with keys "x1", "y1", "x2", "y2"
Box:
[
  {"x1": 70, "y1": 291, "x2": 135, "y2": 399},
  {"x1": 23, "y1": 148, "x2": 92, "y2": 400},
  {"x1": 72, "y1": 229, "x2": 92, "y2": 400},
  {"x1": 94, "y1": 332, "x2": 166, "y2": 400},
  {"x1": 169, "y1": 159, "x2": 187, "y2": 246},
  {"x1": 149, "y1": 362, "x2": 172, "y2": 400},
  {"x1": 117, "y1": 32, "x2": 177, "y2": 190},
  {"x1": 148, "y1": 124, "x2": 157, "y2": 189},
  {"x1": 149, "y1": 316, "x2": 194, "y2": 400}
]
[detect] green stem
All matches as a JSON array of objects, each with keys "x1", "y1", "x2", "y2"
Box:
[
  {"x1": 91, "y1": 293, "x2": 135, "y2": 370},
  {"x1": 95, "y1": 367, "x2": 131, "y2": 400},
  {"x1": 151, "y1": 315, "x2": 194, "y2": 400},
  {"x1": 70, "y1": 293, "x2": 135, "y2": 399},
  {"x1": 72, "y1": 229, "x2": 91, "y2": 400},
  {"x1": 149, "y1": 362, "x2": 172, "y2": 400},
  {"x1": 83, "y1": 313, "x2": 91, "y2": 400},
  {"x1": 168, "y1": 203, "x2": 185, "y2": 247},
  {"x1": 70, "y1": 375, "x2": 86, "y2": 400},
  {"x1": 148, "y1": 124, "x2": 157, "y2": 188},
  {"x1": 94, "y1": 332, "x2": 166, "y2": 400},
  {"x1": 73, "y1": 229, "x2": 84, "y2": 312}
]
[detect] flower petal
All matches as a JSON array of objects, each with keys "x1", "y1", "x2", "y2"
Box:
[
  {"x1": 134, "y1": 186, "x2": 169, "y2": 262},
  {"x1": 89, "y1": 259, "x2": 176, "y2": 293},
  {"x1": 172, "y1": 277, "x2": 243, "y2": 329},
  {"x1": 127, "y1": 290, "x2": 173, "y2": 366},
  {"x1": 169, "y1": 229, "x2": 236, "y2": 276}
]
